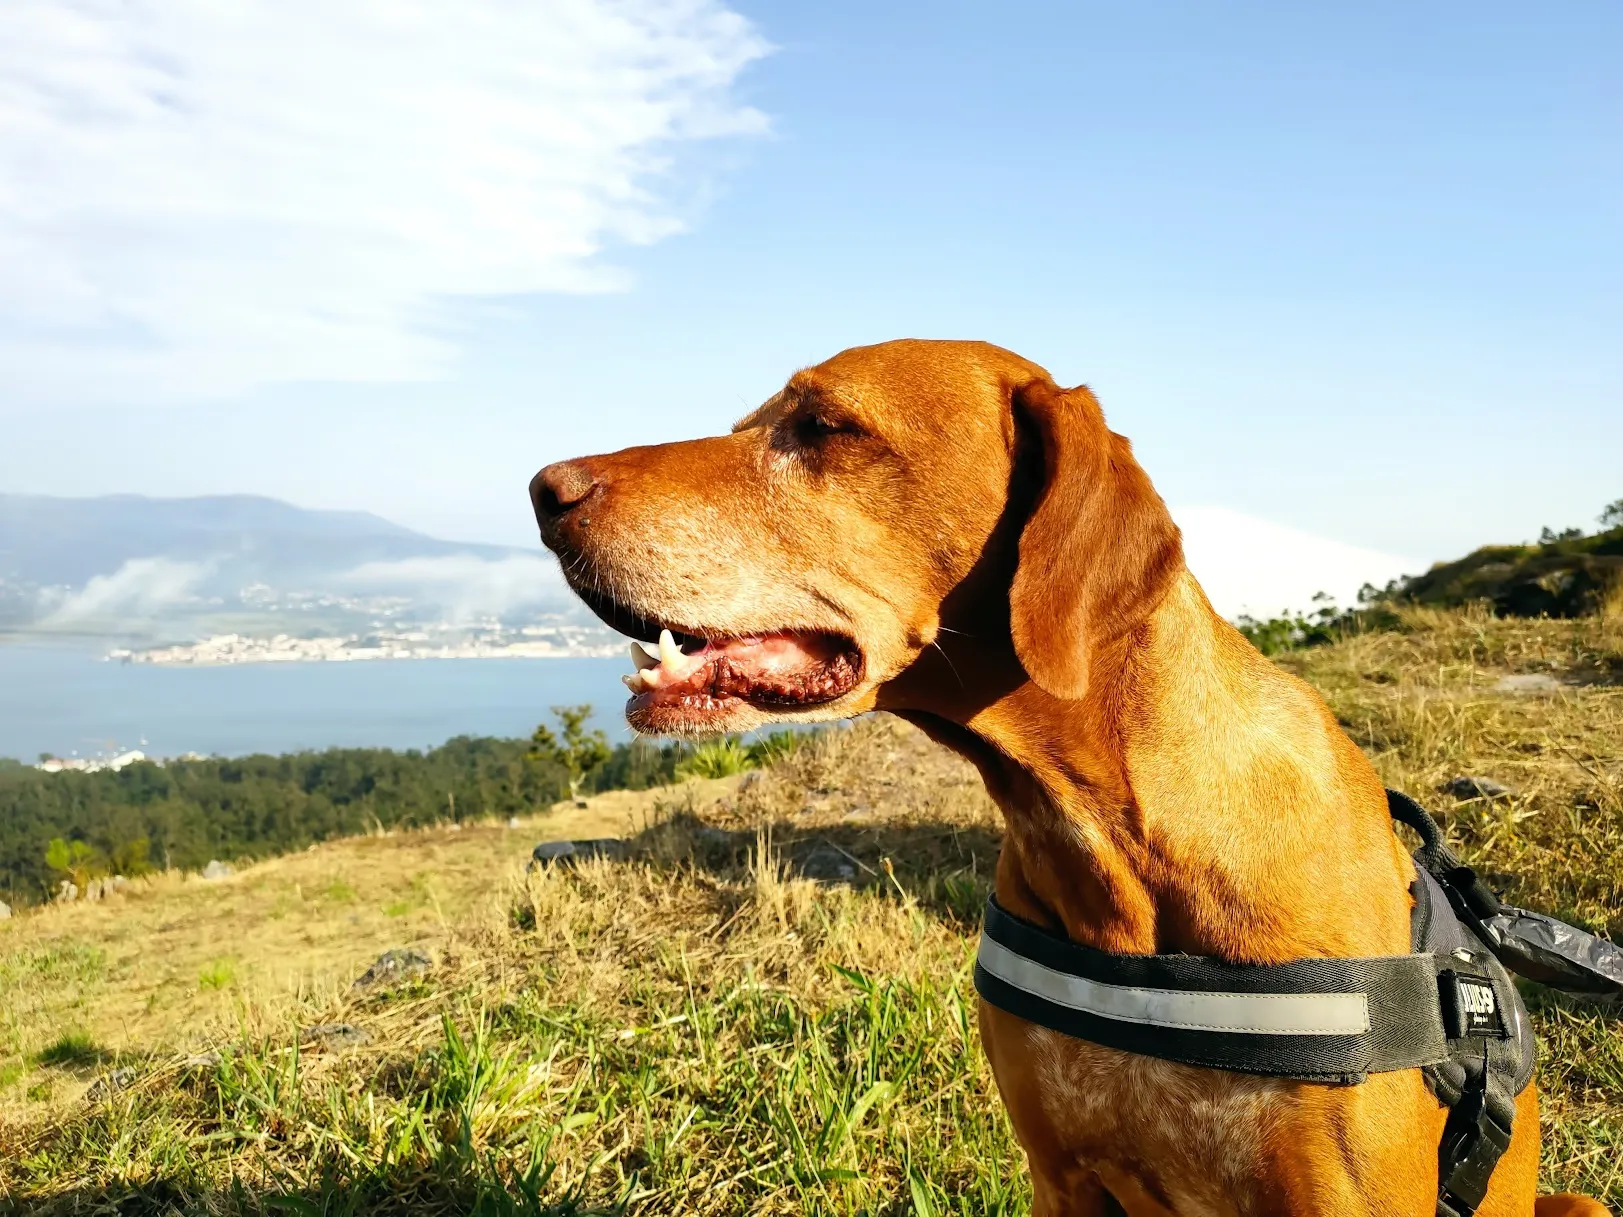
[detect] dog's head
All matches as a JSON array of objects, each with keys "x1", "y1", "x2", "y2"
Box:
[{"x1": 531, "y1": 339, "x2": 1182, "y2": 736}]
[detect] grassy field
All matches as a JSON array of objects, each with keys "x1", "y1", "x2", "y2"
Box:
[{"x1": 1, "y1": 608, "x2": 1619, "y2": 1215}]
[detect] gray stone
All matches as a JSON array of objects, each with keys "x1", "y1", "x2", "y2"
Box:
[
  {"x1": 1444, "y1": 776, "x2": 1515, "y2": 800},
  {"x1": 181, "y1": 1051, "x2": 223, "y2": 1069},
  {"x1": 792, "y1": 841, "x2": 858, "y2": 884},
  {"x1": 57, "y1": 880, "x2": 78, "y2": 902},
  {"x1": 301, "y1": 1023, "x2": 371, "y2": 1049},
  {"x1": 200, "y1": 860, "x2": 233, "y2": 880},
  {"x1": 84, "y1": 1066, "x2": 137, "y2": 1103},
  {"x1": 353, "y1": 947, "x2": 432, "y2": 990},
  {"x1": 1492, "y1": 673, "x2": 1564, "y2": 695},
  {"x1": 528, "y1": 838, "x2": 628, "y2": 870}
]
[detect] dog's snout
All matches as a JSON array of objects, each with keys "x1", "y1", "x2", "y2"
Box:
[{"x1": 530, "y1": 460, "x2": 601, "y2": 528}]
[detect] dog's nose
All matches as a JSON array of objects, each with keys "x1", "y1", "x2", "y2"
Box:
[{"x1": 530, "y1": 460, "x2": 601, "y2": 526}]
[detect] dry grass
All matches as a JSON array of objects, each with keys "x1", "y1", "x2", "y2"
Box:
[
  {"x1": 1280, "y1": 606, "x2": 1623, "y2": 934},
  {"x1": 0, "y1": 611, "x2": 1619, "y2": 1213},
  {"x1": 0, "y1": 779, "x2": 743, "y2": 1127}
]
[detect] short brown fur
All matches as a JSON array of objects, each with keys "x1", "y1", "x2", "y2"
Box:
[{"x1": 532, "y1": 339, "x2": 1608, "y2": 1216}]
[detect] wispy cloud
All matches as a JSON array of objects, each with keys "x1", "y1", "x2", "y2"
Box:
[
  {"x1": 41, "y1": 557, "x2": 209, "y2": 624},
  {"x1": 342, "y1": 553, "x2": 566, "y2": 620},
  {"x1": 0, "y1": 0, "x2": 769, "y2": 407},
  {"x1": 1174, "y1": 506, "x2": 1418, "y2": 621}
]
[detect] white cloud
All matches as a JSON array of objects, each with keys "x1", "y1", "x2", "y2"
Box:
[
  {"x1": 342, "y1": 552, "x2": 565, "y2": 619},
  {"x1": 41, "y1": 557, "x2": 209, "y2": 624},
  {"x1": 0, "y1": 0, "x2": 769, "y2": 407},
  {"x1": 1173, "y1": 506, "x2": 1419, "y2": 621}
]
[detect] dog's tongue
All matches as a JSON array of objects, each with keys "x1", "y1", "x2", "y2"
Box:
[{"x1": 621, "y1": 629, "x2": 857, "y2": 706}]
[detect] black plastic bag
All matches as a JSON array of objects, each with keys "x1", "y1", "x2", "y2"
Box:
[
  {"x1": 1483, "y1": 906, "x2": 1623, "y2": 1001},
  {"x1": 1388, "y1": 789, "x2": 1623, "y2": 1004}
]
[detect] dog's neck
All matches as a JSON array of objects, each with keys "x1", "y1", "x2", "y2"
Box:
[{"x1": 900, "y1": 570, "x2": 1414, "y2": 964}]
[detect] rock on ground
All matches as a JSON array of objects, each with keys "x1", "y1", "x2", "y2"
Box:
[
  {"x1": 353, "y1": 947, "x2": 432, "y2": 990},
  {"x1": 1444, "y1": 775, "x2": 1515, "y2": 800},
  {"x1": 84, "y1": 1067, "x2": 138, "y2": 1103},
  {"x1": 528, "y1": 838, "x2": 629, "y2": 869},
  {"x1": 301, "y1": 1023, "x2": 371, "y2": 1049},
  {"x1": 1493, "y1": 673, "x2": 1565, "y2": 695},
  {"x1": 791, "y1": 841, "x2": 859, "y2": 884}
]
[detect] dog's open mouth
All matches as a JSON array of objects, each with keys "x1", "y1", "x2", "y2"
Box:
[
  {"x1": 622, "y1": 627, "x2": 862, "y2": 721},
  {"x1": 565, "y1": 587, "x2": 864, "y2": 732}
]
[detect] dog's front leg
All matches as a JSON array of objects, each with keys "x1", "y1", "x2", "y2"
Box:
[{"x1": 1030, "y1": 1171, "x2": 1128, "y2": 1217}]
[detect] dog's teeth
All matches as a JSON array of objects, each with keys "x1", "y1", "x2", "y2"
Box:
[
  {"x1": 639, "y1": 666, "x2": 664, "y2": 689},
  {"x1": 658, "y1": 628, "x2": 682, "y2": 668},
  {"x1": 629, "y1": 641, "x2": 659, "y2": 671},
  {"x1": 621, "y1": 672, "x2": 641, "y2": 691}
]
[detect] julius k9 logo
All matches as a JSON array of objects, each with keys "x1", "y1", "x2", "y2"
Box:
[{"x1": 1458, "y1": 978, "x2": 1498, "y2": 1033}]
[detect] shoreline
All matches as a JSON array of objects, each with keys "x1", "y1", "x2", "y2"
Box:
[
  {"x1": 108, "y1": 646, "x2": 625, "y2": 667},
  {"x1": 105, "y1": 629, "x2": 625, "y2": 667}
]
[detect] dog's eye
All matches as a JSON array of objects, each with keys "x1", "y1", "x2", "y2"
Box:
[{"x1": 796, "y1": 413, "x2": 860, "y2": 443}]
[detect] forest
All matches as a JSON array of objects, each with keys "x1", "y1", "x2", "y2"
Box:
[{"x1": 0, "y1": 722, "x2": 685, "y2": 907}]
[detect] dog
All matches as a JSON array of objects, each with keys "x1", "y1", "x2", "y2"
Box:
[{"x1": 531, "y1": 339, "x2": 1608, "y2": 1216}]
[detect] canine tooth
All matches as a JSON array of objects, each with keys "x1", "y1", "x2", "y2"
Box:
[
  {"x1": 658, "y1": 628, "x2": 682, "y2": 668},
  {"x1": 629, "y1": 641, "x2": 660, "y2": 671}
]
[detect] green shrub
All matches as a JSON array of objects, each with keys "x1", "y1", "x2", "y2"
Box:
[
  {"x1": 676, "y1": 737, "x2": 754, "y2": 780},
  {"x1": 34, "y1": 1031, "x2": 105, "y2": 1067},
  {"x1": 1235, "y1": 593, "x2": 1352, "y2": 656},
  {"x1": 746, "y1": 729, "x2": 806, "y2": 768},
  {"x1": 198, "y1": 959, "x2": 237, "y2": 990}
]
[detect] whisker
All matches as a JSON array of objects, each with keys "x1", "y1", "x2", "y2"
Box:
[{"x1": 931, "y1": 639, "x2": 964, "y2": 690}]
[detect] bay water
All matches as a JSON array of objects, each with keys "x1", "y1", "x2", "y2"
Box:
[{"x1": 0, "y1": 642, "x2": 633, "y2": 762}]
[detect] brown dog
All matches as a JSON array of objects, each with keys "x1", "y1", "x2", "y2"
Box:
[{"x1": 531, "y1": 340, "x2": 1607, "y2": 1216}]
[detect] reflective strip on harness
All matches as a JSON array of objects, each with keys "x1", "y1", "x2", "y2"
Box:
[
  {"x1": 974, "y1": 895, "x2": 1453, "y2": 1084},
  {"x1": 976, "y1": 934, "x2": 1371, "y2": 1035}
]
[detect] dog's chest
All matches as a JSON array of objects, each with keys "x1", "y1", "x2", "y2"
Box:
[{"x1": 1005, "y1": 1023, "x2": 1290, "y2": 1214}]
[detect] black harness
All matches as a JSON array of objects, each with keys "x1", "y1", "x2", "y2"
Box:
[{"x1": 975, "y1": 790, "x2": 1622, "y2": 1216}]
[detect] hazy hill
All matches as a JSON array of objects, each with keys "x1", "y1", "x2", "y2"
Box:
[
  {"x1": 0, "y1": 493, "x2": 523, "y2": 590},
  {"x1": 0, "y1": 493, "x2": 566, "y2": 632},
  {"x1": 1391, "y1": 525, "x2": 1623, "y2": 618}
]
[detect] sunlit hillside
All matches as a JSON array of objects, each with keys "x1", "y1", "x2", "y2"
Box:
[{"x1": 2, "y1": 609, "x2": 1620, "y2": 1215}]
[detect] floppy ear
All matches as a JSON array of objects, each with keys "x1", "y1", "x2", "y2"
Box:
[{"x1": 1008, "y1": 378, "x2": 1184, "y2": 699}]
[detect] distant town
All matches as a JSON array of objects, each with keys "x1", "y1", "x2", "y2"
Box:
[{"x1": 109, "y1": 620, "x2": 624, "y2": 666}]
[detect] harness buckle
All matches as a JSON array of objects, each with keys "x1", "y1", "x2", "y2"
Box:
[{"x1": 1436, "y1": 1083, "x2": 1514, "y2": 1216}]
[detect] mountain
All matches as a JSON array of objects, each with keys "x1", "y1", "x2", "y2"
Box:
[
  {"x1": 0, "y1": 494, "x2": 524, "y2": 589},
  {"x1": 0, "y1": 494, "x2": 566, "y2": 633}
]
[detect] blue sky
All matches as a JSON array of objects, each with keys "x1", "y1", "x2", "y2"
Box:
[{"x1": 1, "y1": 1, "x2": 1617, "y2": 610}]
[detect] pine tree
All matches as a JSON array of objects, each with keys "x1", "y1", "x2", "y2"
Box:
[{"x1": 526, "y1": 705, "x2": 611, "y2": 806}]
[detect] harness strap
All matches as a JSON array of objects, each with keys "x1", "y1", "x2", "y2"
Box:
[
  {"x1": 975, "y1": 788, "x2": 1537, "y2": 1216},
  {"x1": 976, "y1": 896, "x2": 1457, "y2": 1084},
  {"x1": 1388, "y1": 789, "x2": 1505, "y2": 924}
]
